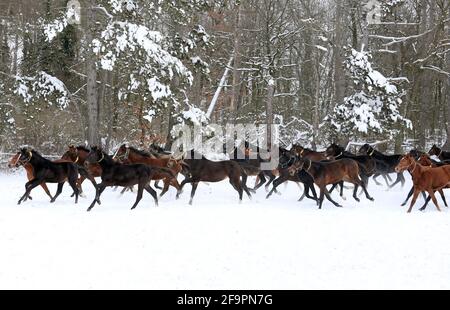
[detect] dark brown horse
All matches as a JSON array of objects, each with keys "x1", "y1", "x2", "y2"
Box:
[
  {"x1": 8, "y1": 152, "x2": 53, "y2": 200},
  {"x1": 113, "y1": 145, "x2": 182, "y2": 197},
  {"x1": 288, "y1": 156, "x2": 374, "y2": 209},
  {"x1": 428, "y1": 145, "x2": 450, "y2": 161},
  {"x1": 16, "y1": 147, "x2": 80, "y2": 205},
  {"x1": 85, "y1": 147, "x2": 162, "y2": 211},
  {"x1": 358, "y1": 143, "x2": 405, "y2": 188},
  {"x1": 395, "y1": 154, "x2": 450, "y2": 213},
  {"x1": 180, "y1": 151, "x2": 252, "y2": 205}
]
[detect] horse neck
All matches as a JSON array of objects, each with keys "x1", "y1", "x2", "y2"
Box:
[
  {"x1": 76, "y1": 149, "x2": 90, "y2": 164},
  {"x1": 409, "y1": 161, "x2": 424, "y2": 177},
  {"x1": 128, "y1": 149, "x2": 148, "y2": 162},
  {"x1": 97, "y1": 153, "x2": 115, "y2": 169},
  {"x1": 29, "y1": 151, "x2": 49, "y2": 167}
]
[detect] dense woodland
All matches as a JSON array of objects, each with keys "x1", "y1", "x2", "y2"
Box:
[{"x1": 0, "y1": 0, "x2": 449, "y2": 154}]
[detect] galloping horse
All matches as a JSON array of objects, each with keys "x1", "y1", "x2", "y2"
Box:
[
  {"x1": 428, "y1": 145, "x2": 450, "y2": 161},
  {"x1": 179, "y1": 150, "x2": 252, "y2": 205},
  {"x1": 395, "y1": 154, "x2": 450, "y2": 213},
  {"x1": 16, "y1": 147, "x2": 80, "y2": 205},
  {"x1": 288, "y1": 156, "x2": 374, "y2": 209},
  {"x1": 358, "y1": 144, "x2": 405, "y2": 188},
  {"x1": 8, "y1": 152, "x2": 53, "y2": 200},
  {"x1": 113, "y1": 144, "x2": 182, "y2": 197},
  {"x1": 85, "y1": 146, "x2": 166, "y2": 211}
]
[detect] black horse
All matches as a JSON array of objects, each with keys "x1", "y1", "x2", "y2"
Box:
[
  {"x1": 179, "y1": 150, "x2": 252, "y2": 205},
  {"x1": 428, "y1": 145, "x2": 450, "y2": 161},
  {"x1": 265, "y1": 148, "x2": 319, "y2": 203},
  {"x1": 16, "y1": 147, "x2": 80, "y2": 205},
  {"x1": 85, "y1": 146, "x2": 164, "y2": 211},
  {"x1": 358, "y1": 144, "x2": 405, "y2": 188}
]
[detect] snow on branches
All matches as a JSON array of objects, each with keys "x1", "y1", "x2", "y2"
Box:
[
  {"x1": 14, "y1": 72, "x2": 69, "y2": 108},
  {"x1": 328, "y1": 49, "x2": 411, "y2": 139}
]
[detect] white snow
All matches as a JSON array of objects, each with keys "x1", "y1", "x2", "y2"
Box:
[{"x1": 1, "y1": 170, "x2": 450, "y2": 289}]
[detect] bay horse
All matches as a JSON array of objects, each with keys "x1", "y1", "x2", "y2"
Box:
[
  {"x1": 179, "y1": 151, "x2": 252, "y2": 205},
  {"x1": 113, "y1": 144, "x2": 182, "y2": 197},
  {"x1": 395, "y1": 154, "x2": 450, "y2": 213},
  {"x1": 324, "y1": 143, "x2": 373, "y2": 187},
  {"x1": 8, "y1": 152, "x2": 53, "y2": 200},
  {"x1": 428, "y1": 145, "x2": 450, "y2": 161},
  {"x1": 288, "y1": 156, "x2": 374, "y2": 209},
  {"x1": 16, "y1": 147, "x2": 80, "y2": 205},
  {"x1": 358, "y1": 143, "x2": 405, "y2": 188},
  {"x1": 85, "y1": 146, "x2": 165, "y2": 211}
]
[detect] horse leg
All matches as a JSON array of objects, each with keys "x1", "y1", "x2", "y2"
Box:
[
  {"x1": 50, "y1": 183, "x2": 64, "y2": 203},
  {"x1": 419, "y1": 195, "x2": 432, "y2": 211},
  {"x1": 68, "y1": 178, "x2": 80, "y2": 204},
  {"x1": 426, "y1": 189, "x2": 442, "y2": 212},
  {"x1": 308, "y1": 183, "x2": 319, "y2": 204},
  {"x1": 87, "y1": 183, "x2": 107, "y2": 211},
  {"x1": 360, "y1": 181, "x2": 374, "y2": 201},
  {"x1": 266, "y1": 176, "x2": 287, "y2": 199},
  {"x1": 382, "y1": 174, "x2": 391, "y2": 187},
  {"x1": 229, "y1": 178, "x2": 244, "y2": 202},
  {"x1": 40, "y1": 183, "x2": 53, "y2": 200},
  {"x1": 352, "y1": 185, "x2": 361, "y2": 202},
  {"x1": 372, "y1": 174, "x2": 383, "y2": 186},
  {"x1": 72, "y1": 175, "x2": 85, "y2": 198},
  {"x1": 401, "y1": 186, "x2": 414, "y2": 206},
  {"x1": 159, "y1": 178, "x2": 171, "y2": 197},
  {"x1": 318, "y1": 186, "x2": 325, "y2": 209},
  {"x1": 407, "y1": 189, "x2": 421, "y2": 213},
  {"x1": 324, "y1": 188, "x2": 343, "y2": 208},
  {"x1": 189, "y1": 182, "x2": 199, "y2": 205},
  {"x1": 18, "y1": 178, "x2": 43, "y2": 205},
  {"x1": 438, "y1": 189, "x2": 448, "y2": 207},
  {"x1": 389, "y1": 173, "x2": 403, "y2": 189},
  {"x1": 130, "y1": 183, "x2": 145, "y2": 210},
  {"x1": 241, "y1": 173, "x2": 255, "y2": 195},
  {"x1": 265, "y1": 174, "x2": 277, "y2": 193},
  {"x1": 144, "y1": 184, "x2": 159, "y2": 206},
  {"x1": 154, "y1": 180, "x2": 163, "y2": 190},
  {"x1": 253, "y1": 172, "x2": 266, "y2": 191}
]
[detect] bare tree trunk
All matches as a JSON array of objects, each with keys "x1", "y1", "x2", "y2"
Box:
[
  {"x1": 230, "y1": 3, "x2": 242, "y2": 116},
  {"x1": 333, "y1": 1, "x2": 345, "y2": 106},
  {"x1": 85, "y1": 5, "x2": 99, "y2": 146},
  {"x1": 266, "y1": 78, "x2": 274, "y2": 150}
]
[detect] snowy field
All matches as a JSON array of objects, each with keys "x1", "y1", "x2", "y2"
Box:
[{"x1": 1, "y1": 169, "x2": 450, "y2": 290}]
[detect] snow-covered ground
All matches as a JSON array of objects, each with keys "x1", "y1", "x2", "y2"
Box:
[{"x1": 1, "y1": 169, "x2": 449, "y2": 289}]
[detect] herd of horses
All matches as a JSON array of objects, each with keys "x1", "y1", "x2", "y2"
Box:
[{"x1": 6, "y1": 142, "x2": 450, "y2": 213}]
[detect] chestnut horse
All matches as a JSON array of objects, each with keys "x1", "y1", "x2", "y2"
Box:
[
  {"x1": 61, "y1": 145, "x2": 100, "y2": 195},
  {"x1": 395, "y1": 154, "x2": 450, "y2": 213},
  {"x1": 288, "y1": 156, "x2": 374, "y2": 209},
  {"x1": 113, "y1": 145, "x2": 182, "y2": 197}
]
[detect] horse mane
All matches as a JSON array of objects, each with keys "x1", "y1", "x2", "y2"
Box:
[{"x1": 128, "y1": 146, "x2": 152, "y2": 157}]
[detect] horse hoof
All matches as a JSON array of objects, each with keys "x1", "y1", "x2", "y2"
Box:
[
  {"x1": 336, "y1": 205, "x2": 343, "y2": 208},
  {"x1": 401, "y1": 203, "x2": 406, "y2": 207},
  {"x1": 354, "y1": 198, "x2": 360, "y2": 202},
  {"x1": 341, "y1": 196, "x2": 347, "y2": 201},
  {"x1": 369, "y1": 197, "x2": 374, "y2": 201},
  {"x1": 50, "y1": 199, "x2": 55, "y2": 203}
]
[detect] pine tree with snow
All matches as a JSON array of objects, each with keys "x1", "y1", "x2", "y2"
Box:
[{"x1": 327, "y1": 48, "x2": 411, "y2": 142}]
